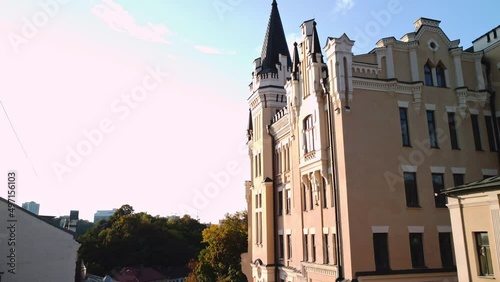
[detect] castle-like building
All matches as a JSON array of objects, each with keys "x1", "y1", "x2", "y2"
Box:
[{"x1": 242, "y1": 1, "x2": 500, "y2": 281}]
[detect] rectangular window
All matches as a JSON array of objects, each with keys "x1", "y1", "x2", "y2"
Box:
[
  {"x1": 448, "y1": 112, "x2": 459, "y2": 149},
  {"x1": 304, "y1": 234, "x2": 309, "y2": 261},
  {"x1": 322, "y1": 178, "x2": 328, "y2": 208},
  {"x1": 471, "y1": 114, "x2": 482, "y2": 150},
  {"x1": 309, "y1": 186, "x2": 314, "y2": 210},
  {"x1": 404, "y1": 172, "x2": 419, "y2": 207},
  {"x1": 432, "y1": 174, "x2": 446, "y2": 208},
  {"x1": 303, "y1": 185, "x2": 307, "y2": 211},
  {"x1": 427, "y1": 110, "x2": 438, "y2": 148},
  {"x1": 453, "y1": 174, "x2": 465, "y2": 186},
  {"x1": 278, "y1": 191, "x2": 283, "y2": 216},
  {"x1": 373, "y1": 233, "x2": 390, "y2": 271},
  {"x1": 409, "y1": 233, "x2": 426, "y2": 268},
  {"x1": 324, "y1": 234, "x2": 330, "y2": 264},
  {"x1": 286, "y1": 189, "x2": 291, "y2": 215},
  {"x1": 287, "y1": 234, "x2": 292, "y2": 259},
  {"x1": 399, "y1": 107, "x2": 411, "y2": 147},
  {"x1": 485, "y1": 116, "x2": 497, "y2": 151},
  {"x1": 279, "y1": 235, "x2": 284, "y2": 259},
  {"x1": 476, "y1": 232, "x2": 494, "y2": 276},
  {"x1": 439, "y1": 232, "x2": 454, "y2": 268},
  {"x1": 255, "y1": 212, "x2": 259, "y2": 244},
  {"x1": 311, "y1": 234, "x2": 316, "y2": 262}
]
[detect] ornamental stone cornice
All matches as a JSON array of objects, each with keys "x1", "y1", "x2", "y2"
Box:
[{"x1": 455, "y1": 87, "x2": 489, "y2": 118}]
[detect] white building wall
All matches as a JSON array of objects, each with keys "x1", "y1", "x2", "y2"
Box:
[{"x1": 0, "y1": 199, "x2": 80, "y2": 282}]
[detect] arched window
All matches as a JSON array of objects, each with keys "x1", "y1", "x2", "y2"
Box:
[
  {"x1": 424, "y1": 62, "x2": 433, "y2": 86},
  {"x1": 304, "y1": 115, "x2": 314, "y2": 153},
  {"x1": 436, "y1": 63, "x2": 446, "y2": 87}
]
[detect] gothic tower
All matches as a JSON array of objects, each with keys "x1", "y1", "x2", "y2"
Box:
[{"x1": 245, "y1": 0, "x2": 292, "y2": 281}]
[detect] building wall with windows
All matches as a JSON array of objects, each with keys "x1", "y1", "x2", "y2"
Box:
[{"x1": 243, "y1": 3, "x2": 499, "y2": 281}]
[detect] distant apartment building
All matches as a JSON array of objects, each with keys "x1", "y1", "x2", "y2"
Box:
[
  {"x1": 21, "y1": 201, "x2": 40, "y2": 215},
  {"x1": 94, "y1": 209, "x2": 118, "y2": 222},
  {"x1": 243, "y1": 1, "x2": 499, "y2": 281},
  {"x1": 0, "y1": 197, "x2": 80, "y2": 281}
]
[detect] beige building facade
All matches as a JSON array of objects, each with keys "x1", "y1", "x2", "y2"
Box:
[
  {"x1": 442, "y1": 25, "x2": 500, "y2": 282},
  {"x1": 242, "y1": 1, "x2": 500, "y2": 281}
]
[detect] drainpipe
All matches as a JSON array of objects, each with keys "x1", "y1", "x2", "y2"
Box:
[
  {"x1": 267, "y1": 124, "x2": 279, "y2": 282},
  {"x1": 325, "y1": 89, "x2": 344, "y2": 281}
]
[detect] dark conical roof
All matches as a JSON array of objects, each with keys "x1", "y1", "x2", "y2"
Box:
[
  {"x1": 292, "y1": 42, "x2": 300, "y2": 80},
  {"x1": 247, "y1": 109, "x2": 253, "y2": 141},
  {"x1": 260, "y1": 0, "x2": 292, "y2": 74},
  {"x1": 310, "y1": 21, "x2": 324, "y2": 63}
]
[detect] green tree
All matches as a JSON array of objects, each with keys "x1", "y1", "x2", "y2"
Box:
[
  {"x1": 193, "y1": 211, "x2": 248, "y2": 282},
  {"x1": 77, "y1": 205, "x2": 206, "y2": 276}
]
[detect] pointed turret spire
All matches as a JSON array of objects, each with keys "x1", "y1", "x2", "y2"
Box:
[
  {"x1": 292, "y1": 42, "x2": 300, "y2": 80},
  {"x1": 246, "y1": 109, "x2": 253, "y2": 141},
  {"x1": 310, "y1": 21, "x2": 323, "y2": 63},
  {"x1": 260, "y1": 0, "x2": 292, "y2": 74}
]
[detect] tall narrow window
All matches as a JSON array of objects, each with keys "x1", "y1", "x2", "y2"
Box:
[
  {"x1": 439, "y1": 232, "x2": 454, "y2": 268},
  {"x1": 404, "y1": 172, "x2": 419, "y2": 207},
  {"x1": 471, "y1": 114, "x2": 482, "y2": 150},
  {"x1": 255, "y1": 212, "x2": 259, "y2": 244},
  {"x1": 311, "y1": 234, "x2": 316, "y2": 262},
  {"x1": 399, "y1": 107, "x2": 411, "y2": 147},
  {"x1": 302, "y1": 185, "x2": 307, "y2": 211},
  {"x1": 427, "y1": 111, "x2": 438, "y2": 148},
  {"x1": 304, "y1": 235, "x2": 309, "y2": 261},
  {"x1": 432, "y1": 173, "x2": 446, "y2": 208},
  {"x1": 453, "y1": 174, "x2": 465, "y2": 186},
  {"x1": 436, "y1": 63, "x2": 446, "y2": 87},
  {"x1": 475, "y1": 232, "x2": 494, "y2": 276},
  {"x1": 409, "y1": 233, "x2": 426, "y2": 268},
  {"x1": 286, "y1": 188, "x2": 291, "y2": 215},
  {"x1": 322, "y1": 178, "x2": 328, "y2": 208},
  {"x1": 278, "y1": 190, "x2": 283, "y2": 216},
  {"x1": 324, "y1": 234, "x2": 330, "y2": 264},
  {"x1": 424, "y1": 63, "x2": 433, "y2": 86},
  {"x1": 448, "y1": 112, "x2": 459, "y2": 149},
  {"x1": 309, "y1": 185, "x2": 314, "y2": 210},
  {"x1": 279, "y1": 235, "x2": 284, "y2": 259},
  {"x1": 485, "y1": 116, "x2": 498, "y2": 151},
  {"x1": 287, "y1": 234, "x2": 292, "y2": 259},
  {"x1": 373, "y1": 233, "x2": 390, "y2": 270},
  {"x1": 304, "y1": 115, "x2": 315, "y2": 153}
]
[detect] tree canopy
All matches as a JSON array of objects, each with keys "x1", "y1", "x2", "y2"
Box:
[
  {"x1": 78, "y1": 205, "x2": 206, "y2": 276},
  {"x1": 191, "y1": 211, "x2": 248, "y2": 282}
]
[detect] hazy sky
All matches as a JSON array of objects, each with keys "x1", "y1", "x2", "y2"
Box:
[{"x1": 0, "y1": 0, "x2": 497, "y2": 223}]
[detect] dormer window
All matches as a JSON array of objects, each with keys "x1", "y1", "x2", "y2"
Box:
[
  {"x1": 424, "y1": 62, "x2": 433, "y2": 86},
  {"x1": 436, "y1": 63, "x2": 446, "y2": 87}
]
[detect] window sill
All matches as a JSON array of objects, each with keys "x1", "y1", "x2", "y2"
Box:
[
  {"x1": 407, "y1": 205, "x2": 421, "y2": 208},
  {"x1": 478, "y1": 276, "x2": 495, "y2": 279}
]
